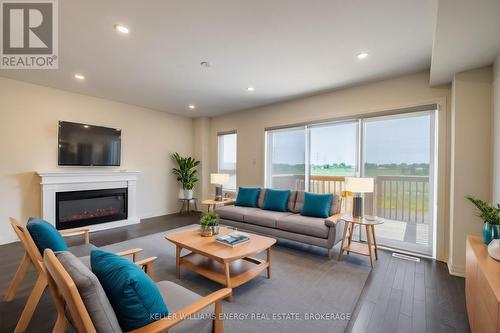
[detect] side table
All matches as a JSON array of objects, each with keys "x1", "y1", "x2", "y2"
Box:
[
  {"x1": 338, "y1": 215, "x2": 384, "y2": 268},
  {"x1": 201, "y1": 198, "x2": 235, "y2": 212}
]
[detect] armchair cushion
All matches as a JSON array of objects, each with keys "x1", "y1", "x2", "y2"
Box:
[
  {"x1": 91, "y1": 248, "x2": 168, "y2": 331},
  {"x1": 27, "y1": 217, "x2": 68, "y2": 254},
  {"x1": 56, "y1": 251, "x2": 121, "y2": 333},
  {"x1": 156, "y1": 281, "x2": 214, "y2": 333}
]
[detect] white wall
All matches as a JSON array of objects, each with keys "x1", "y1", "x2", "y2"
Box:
[
  {"x1": 493, "y1": 55, "x2": 500, "y2": 203},
  {"x1": 448, "y1": 66, "x2": 492, "y2": 275},
  {"x1": 205, "y1": 71, "x2": 452, "y2": 261},
  {"x1": 0, "y1": 78, "x2": 193, "y2": 244}
]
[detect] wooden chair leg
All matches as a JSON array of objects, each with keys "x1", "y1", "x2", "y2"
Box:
[
  {"x1": 4, "y1": 253, "x2": 31, "y2": 301},
  {"x1": 213, "y1": 300, "x2": 224, "y2": 333},
  {"x1": 46, "y1": 265, "x2": 69, "y2": 333},
  {"x1": 14, "y1": 274, "x2": 47, "y2": 333}
]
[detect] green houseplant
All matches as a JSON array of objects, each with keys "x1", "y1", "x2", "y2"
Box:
[
  {"x1": 171, "y1": 152, "x2": 200, "y2": 199},
  {"x1": 466, "y1": 196, "x2": 500, "y2": 244},
  {"x1": 199, "y1": 212, "x2": 220, "y2": 237}
]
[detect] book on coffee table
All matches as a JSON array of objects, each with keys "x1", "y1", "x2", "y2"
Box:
[{"x1": 216, "y1": 232, "x2": 250, "y2": 247}]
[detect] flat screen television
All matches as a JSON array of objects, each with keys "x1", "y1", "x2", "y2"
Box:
[{"x1": 58, "y1": 121, "x2": 121, "y2": 166}]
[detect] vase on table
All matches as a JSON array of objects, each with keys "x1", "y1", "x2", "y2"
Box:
[
  {"x1": 492, "y1": 224, "x2": 500, "y2": 240},
  {"x1": 483, "y1": 222, "x2": 493, "y2": 244}
]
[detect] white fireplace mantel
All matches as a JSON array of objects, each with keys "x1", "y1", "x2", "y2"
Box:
[{"x1": 37, "y1": 170, "x2": 140, "y2": 231}]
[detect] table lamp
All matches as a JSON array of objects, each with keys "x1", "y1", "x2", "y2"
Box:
[
  {"x1": 211, "y1": 173, "x2": 229, "y2": 201},
  {"x1": 345, "y1": 177, "x2": 374, "y2": 218}
]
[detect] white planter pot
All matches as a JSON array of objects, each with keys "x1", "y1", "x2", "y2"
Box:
[{"x1": 179, "y1": 189, "x2": 193, "y2": 199}]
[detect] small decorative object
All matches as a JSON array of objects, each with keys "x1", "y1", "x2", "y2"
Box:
[
  {"x1": 199, "y1": 212, "x2": 219, "y2": 237},
  {"x1": 466, "y1": 196, "x2": 500, "y2": 244},
  {"x1": 210, "y1": 173, "x2": 229, "y2": 201},
  {"x1": 488, "y1": 239, "x2": 500, "y2": 261},
  {"x1": 171, "y1": 153, "x2": 200, "y2": 199},
  {"x1": 345, "y1": 177, "x2": 374, "y2": 218}
]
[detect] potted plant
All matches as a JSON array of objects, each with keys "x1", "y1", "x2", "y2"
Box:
[
  {"x1": 199, "y1": 212, "x2": 220, "y2": 237},
  {"x1": 171, "y1": 152, "x2": 200, "y2": 199},
  {"x1": 466, "y1": 196, "x2": 500, "y2": 244}
]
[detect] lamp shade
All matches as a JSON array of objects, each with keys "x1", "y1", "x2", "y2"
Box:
[
  {"x1": 345, "y1": 177, "x2": 374, "y2": 193},
  {"x1": 210, "y1": 173, "x2": 229, "y2": 185}
]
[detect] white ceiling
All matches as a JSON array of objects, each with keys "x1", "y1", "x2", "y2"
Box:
[
  {"x1": 430, "y1": 0, "x2": 500, "y2": 85},
  {"x1": 0, "y1": 0, "x2": 437, "y2": 117}
]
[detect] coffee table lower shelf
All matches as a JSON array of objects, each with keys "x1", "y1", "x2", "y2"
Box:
[{"x1": 179, "y1": 253, "x2": 270, "y2": 290}]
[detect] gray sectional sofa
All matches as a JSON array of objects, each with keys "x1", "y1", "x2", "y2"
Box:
[{"x1": 215, "y1": 189, "x2": 345, "y2": 258}]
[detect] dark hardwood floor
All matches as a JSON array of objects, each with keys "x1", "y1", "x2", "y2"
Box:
[{"x1": 0, "y1": 213, "x2": 470, "y2": 333}]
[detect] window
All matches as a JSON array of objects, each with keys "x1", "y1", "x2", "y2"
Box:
[
  {"x1": 266, "y1": 127, "x2": 306, "y2": 190},
  {"x1": 217, "y1": 132, "x2": 237, "y2": 191}
]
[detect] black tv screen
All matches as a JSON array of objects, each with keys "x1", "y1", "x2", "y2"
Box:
[{"x1": 58, "y1": 121, "x2": 121, "y2": 166}]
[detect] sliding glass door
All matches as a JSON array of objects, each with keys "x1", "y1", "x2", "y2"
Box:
[
  {"x1": 309, "y1": 121, "x2": 358, "y2": 193},
  {"x1": 362, "y1": 112, "x2": 435, "y2": 255},
  {"x1": 265, "y1": 108, "x2": 437, "y2": 256}
]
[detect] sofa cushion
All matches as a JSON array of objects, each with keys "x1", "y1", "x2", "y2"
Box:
[
  {"x1": 262, "y1": 189, "x2": 290, "y2": 212},
  {"x1": 277, "y1": 214, "x2": 330, "y2": 238},
  {"x1": 215, "y1": 205, "x2": 260, "y2": 222},
  {"x1": 244, "y1": 209, "x2": 293, "y2": 228},
  {"x1": 27, "y1": 217, "x2": 68, "y2": 254},
  {"x1": 156, "y1": 281, "x2": 214, "y2": 333},
  {"x1": 91, "y1": 248, "x2": 169, "y2": 331},
  {"x1": 301, "y1": 192, "x2": 333, "y2": 218},
  {"x1": 259, "y1": 189, "x2": 297, "y2": 212},
  {"x1": 235, "y1": 187, "x2": 261, "y2": 207},
  {"x1": 56, "y1": 251, "x2": 121, "y2": 333},
  {"x1": 293, "y1": 191, "x2": 340, "y2": 216}
]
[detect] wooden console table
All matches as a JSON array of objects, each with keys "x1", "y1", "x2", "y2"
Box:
[{"x1": 466, "y1": 235, "x2": 500, "y2": 333}]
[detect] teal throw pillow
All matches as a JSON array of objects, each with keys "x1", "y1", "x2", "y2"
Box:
[
  {"x1": 262, "y1": 189, "x2": 290, "y2": 212},
  {"x1": 301, "y1": 192, "x2": 333, "y2": 218},
  {"x1": 26, "y1": 217, "x2": 68, "y2": 254},
  {"x1": 235, "y1": 187, "x2": 261, "y2": 207},
  {"x1": 90, "y1": 248, "x2": 169, "y2": 331}
]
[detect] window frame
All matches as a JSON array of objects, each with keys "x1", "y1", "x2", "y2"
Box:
[{"x1": 217, "y1": 131, "x2": 237, "y2": 192}]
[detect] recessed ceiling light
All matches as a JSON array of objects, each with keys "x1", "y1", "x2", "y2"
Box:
[
  {"x1": 74, "y1": 73, "x2": 85, "y2": 80},
  {"x1": 188, "y1": 104, "x2": 196, "y2": 110},
  {"x1": 357, "y1": 52, "x2": 369, "y2": 59},
  {"x1": 83, "y1": 125, "x2": 90, "y2": 128},
  {"x1": 247, "y1": 86, "x2": 255, "y2": 92},
  {"x1": 114, "y1": 24, "x2": 129, "y2": 34}
]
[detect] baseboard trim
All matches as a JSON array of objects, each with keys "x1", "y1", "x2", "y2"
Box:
[{"x1": 448, "y1": 262, "x2": 465, "y2": 277}]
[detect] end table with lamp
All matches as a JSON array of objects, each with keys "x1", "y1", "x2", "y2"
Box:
[
  {"x1": 338, "y1": 215, "x2": 384, "y2": 268},
  {"x1": 210, "y1": 173, "x2": 229, "y2": 201},
  {"x1": 203, "y1": 173, "x2": 234, "y2": 211}
]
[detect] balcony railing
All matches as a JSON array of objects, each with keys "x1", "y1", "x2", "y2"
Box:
[
  {"x1": 270, "y1": 174, "x2": 430, "y2": 224},
  {"x1": 374, "y1": 175, "x2": 430, "y2": 224}
]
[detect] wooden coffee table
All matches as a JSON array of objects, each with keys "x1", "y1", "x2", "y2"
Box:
[{"x1": 165, "y1": 227, "x2": 276, "y2": 301}]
